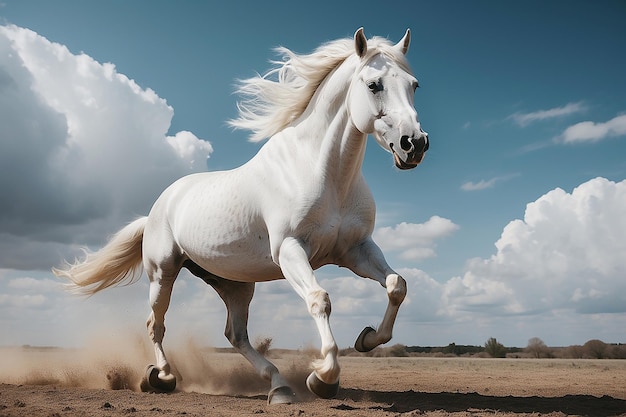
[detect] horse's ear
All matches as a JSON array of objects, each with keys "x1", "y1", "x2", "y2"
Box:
[
  {"x1": 354, "y1": 27, "x2": 367, "y2": 58},
  {"x1": 395, "y1": 28, "x2": 411, "y2": 55}
]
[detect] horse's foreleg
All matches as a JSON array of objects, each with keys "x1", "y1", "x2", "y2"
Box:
[
  {"x1": 342, "y1": 238, "x2": 407, "y2": 352},
  {"x1": 278, "y1": 238, "x2": 340, "y2": 398},
  {"x1": 205, "y1": 276, "x2": 295, "y2": 405},
  {"x1": 354, "y1": 273, "x2": 406, "y2": 352}
]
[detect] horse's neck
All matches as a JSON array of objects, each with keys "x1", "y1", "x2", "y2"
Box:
[{"x1": 294, "y1": 62, "x2": 368, "y2": 198}]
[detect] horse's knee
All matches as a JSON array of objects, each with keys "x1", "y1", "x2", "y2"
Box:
[
  {"x1": 386, "y1": 274, "x2": 406, "y2": 306},
  {"x1": 306, "y1": 289, "x2": 331, "y2": 317}
]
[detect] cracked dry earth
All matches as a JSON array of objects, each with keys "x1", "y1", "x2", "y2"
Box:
[{"x1": 0, "y1": 347, "x2": 625, "y2": 417}]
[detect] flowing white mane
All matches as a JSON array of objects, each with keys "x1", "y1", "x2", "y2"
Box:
[{"x1": 229, "y1": 35, "x2": 411, "y2": 142}]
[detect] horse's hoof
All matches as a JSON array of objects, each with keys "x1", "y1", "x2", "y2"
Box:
[
  {"x1": 306, "y1": 372, "x2": 339, "y2": 399},
  {"x1": 139, "y1": 365, "x2": 176, "y2": 393},
  {"x1": 354, "y1": 326, "x2": 376, "y2": 352},
  {"x1": 267, "y1": 385, "x2": 296, "y2": 405}
]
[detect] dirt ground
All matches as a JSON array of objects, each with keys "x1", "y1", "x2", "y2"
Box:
[{"x1": 0, "y1": 344, "x2": 625, "y2": 417}]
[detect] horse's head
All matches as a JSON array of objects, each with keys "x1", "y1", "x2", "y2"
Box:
[{"x1": 349, "y1": 28, "x2": 429, "y2": 170}]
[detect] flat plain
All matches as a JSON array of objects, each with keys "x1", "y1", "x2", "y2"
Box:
[{"x1": 0, "y1": 346, "x2": 624, "y2": 417}]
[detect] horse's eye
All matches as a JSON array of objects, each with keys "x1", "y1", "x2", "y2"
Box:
[
  {"x1": 412, "y1": 80, "x2": 420, "y2": 91},
  {"x1": 367, "y1": 80, "x2": 383, "y2": 93}
]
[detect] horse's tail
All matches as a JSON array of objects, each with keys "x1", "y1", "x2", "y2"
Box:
[{"x1": 53, "y1": 217, "x2": 148, "y2": 296}]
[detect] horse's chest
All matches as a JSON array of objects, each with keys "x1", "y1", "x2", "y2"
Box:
[{"x1": 295, "y1": 199, "x2": 373, "y2": 264}]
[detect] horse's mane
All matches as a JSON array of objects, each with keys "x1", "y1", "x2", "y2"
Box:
[{"x1": 229, "y1": 35, "x2": 410, "y2": 142}]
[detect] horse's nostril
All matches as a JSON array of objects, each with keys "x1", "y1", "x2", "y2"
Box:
[
  {"x1": 423, "y1": 135, "x2": 429, "y2": 152},
  {"x1": 400, "y1": 135, "x2": 412, "y2": 151},
  {"x1": 412, "y1": 136, "x2": 427, "y2": 153}
]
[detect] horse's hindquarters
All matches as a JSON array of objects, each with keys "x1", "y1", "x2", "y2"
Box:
[{"x1": 145, "y1": 172, "x2": 283, "y2": 283}]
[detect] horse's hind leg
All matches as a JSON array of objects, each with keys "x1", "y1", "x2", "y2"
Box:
[
  {"x1": 140, "y1": 259, "x2": 181, "y2": 392},
  {"x1": 185, "y1": 261, "x2": 295, "y2": 404}
]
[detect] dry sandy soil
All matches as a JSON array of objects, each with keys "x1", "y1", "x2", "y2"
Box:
[{"x1": 0, "y1": 342, "x2": 624, "y2": 417}]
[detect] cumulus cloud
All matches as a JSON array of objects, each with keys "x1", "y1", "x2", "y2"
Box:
[
  {"x1": 374, "y1": 216, "x2": 459, "y2": 261},
  {"x1": 558, "y1": 114, "x2": 626, "y2": 144},
  {"x1": 509, "y1": 101, "x2": 587, "y2": 127},
  {"x1": 443, "y1": 177, "x2": 626, "y2": 317},
  {"x1": 0, "y1": 25, "x2": 213, "y2": 269}
]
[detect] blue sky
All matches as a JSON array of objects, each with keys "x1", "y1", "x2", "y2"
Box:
[{"x1": 1, "y1": 1, "x2": 625, "y2": 350}]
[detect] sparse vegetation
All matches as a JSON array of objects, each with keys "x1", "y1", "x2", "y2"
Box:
[{"x1": 336, "y1": 338, "x2": 626, "y2": 359}]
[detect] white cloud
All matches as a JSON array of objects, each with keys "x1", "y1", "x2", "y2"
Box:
[
  {"x1": 373, "y1": 216, "x2": 459, "y2": 261},
  {"x1": 558, "y1": 114, "x2": 626, "y2": 144},
  {"x1": 461, "y1": 179, "x2": 498, "y2": 191},
  {"x1": 443, "y1": 177, "x2": 626, "y2": 317},
  {"x1": 397, "y1": 267, "x2": 446, "y2": 320},
  {"x1": 461, "y1": 174, "x2": 519, "y2": 191},
  {"x1": 509, "y1": 101, "x2": 587, "y2": 127},
  {"x1": 460, "y1": 174, "x2": 518, "y2": 191},
  {"x1": 166, "y1": 131, "x2": 214, "y2": 170},
  {"x1": 0, "y1": 293, "x2": 47, "y2": 308},
  {"x1": 0, "y1": 25, "x2": 213, "y2": 269},
  {"x1": 0, "y1": 269, "x2": 150, "y2": 347},
  {"x1": 7, "y1": 277, "x2": 60, "y2": 292}
]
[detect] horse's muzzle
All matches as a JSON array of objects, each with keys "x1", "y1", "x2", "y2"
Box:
[{"x1": 391, "y1": 135, "x2": 428, "y2": 170}]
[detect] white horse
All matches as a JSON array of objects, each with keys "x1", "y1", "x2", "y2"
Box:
[{"x1": 54, "y1": 27, "x2": 429, "y2": 404}]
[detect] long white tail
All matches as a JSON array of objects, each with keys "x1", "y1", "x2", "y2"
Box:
[{"x1": 53, "y1": 217, "x2": 148, "y2": 296}]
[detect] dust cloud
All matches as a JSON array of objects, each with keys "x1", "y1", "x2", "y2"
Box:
[{"x1": 0, "y1": 330, "x2": 312, "y2": 398}]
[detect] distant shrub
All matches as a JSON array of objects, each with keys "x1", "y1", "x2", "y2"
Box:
[
  {"x1": 558, "y1": 345, "x2": 584, "y2": 359},
  {"x1": 484, "y1": 338, "x2": 506, "y2": 358},
  {"x1": 609, "y1": 344, "x2": 626, "y2": 359},
  {"x1": 525, "y1": 337, "x2": 553, "y2": 358},
  {"x1": 583, "y1": 339, "x2": 608, "y2": 359},
  {"x1": 388, "y1": 344, "x2": 409, "y2": 357}
]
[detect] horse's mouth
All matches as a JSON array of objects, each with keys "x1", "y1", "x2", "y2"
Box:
[{"x1": 392, "y1": 150, "x2": 423, "y2": 170}]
